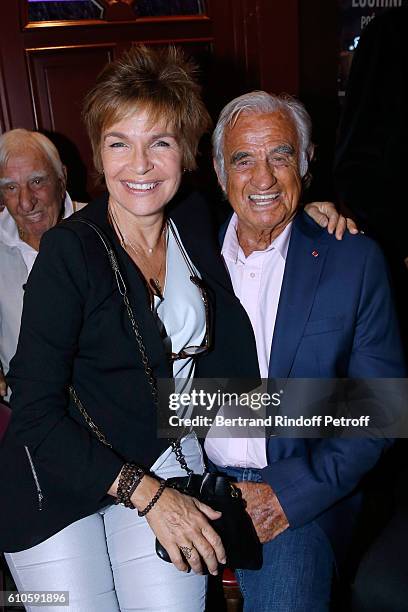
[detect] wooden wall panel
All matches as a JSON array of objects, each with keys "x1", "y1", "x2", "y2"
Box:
[
  {"x1": 27, "y1": 46, "x2": 114, "y2": 131},
  {"x1": 0, "y1": 3, "x2": 35, "y2": 129},
  {"x1": 0, "y1": 57, "x2": 11, "y2": 134},
  {"x1": 209, "y1": 0, "x2": 300, "y2": 100},
  {"x1": 27, "y1": 46, "x2": 114, "y2": 197},
  {"x1": 257, "y1": 0, "x2": 299, "y2": 95}
]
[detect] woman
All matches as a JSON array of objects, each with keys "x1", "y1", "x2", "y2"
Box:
[
  {"x1": 0, "y1": 46, "x2": 351, "y2": 611},
  {"x1": 0, "y1": 45, "x2": 262, "y2": 612}
]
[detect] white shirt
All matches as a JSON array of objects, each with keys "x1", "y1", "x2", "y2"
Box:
[
  {"x1": 0, "y1": 194, "x2": 84, "y2": 386},
  {"x1": 205, "y1": 214, "x2": 292, "y2": 468},
  {"x1": 153, "y1": 220, "x2": 205, "y2": 386}
]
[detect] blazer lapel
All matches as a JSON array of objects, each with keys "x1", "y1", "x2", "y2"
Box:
[
  {"x1": 76, "y1": 195, "x2": 171, "y2": 377},
  {"x1": 269, "y1": 213, "x2": 329, "y2": 378}
]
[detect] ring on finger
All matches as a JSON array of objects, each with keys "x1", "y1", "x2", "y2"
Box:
[{"x1": 179, "y1": 545, "x2": 194, "y2": 559}]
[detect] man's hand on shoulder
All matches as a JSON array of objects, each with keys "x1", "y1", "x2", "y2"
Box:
[
  {"x1": 304, "y1": 201, "x2": 359, "y2": 240},
  {"x1": 235, "y1": 481, "x2": 289, "y2": 543}
]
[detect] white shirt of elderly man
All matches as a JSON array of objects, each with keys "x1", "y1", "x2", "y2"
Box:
[
  {"x1": 0, "y1": 194, "x2": 85, "y2": 395},
  {"x1": 0, "y1": 128, "x2": 86, "y2": 398}
]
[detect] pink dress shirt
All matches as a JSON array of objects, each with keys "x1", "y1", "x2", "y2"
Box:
[{"x1": 205, "y1": 213, "x2": 292, "y2": 468}]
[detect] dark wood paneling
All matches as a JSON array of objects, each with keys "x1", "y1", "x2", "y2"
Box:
[
  {"x1": 257, "y1": 0, "x2": 299, "y2": 95},
  {"x1": 27, "y1": 46, "x2": 113, "y2": 131},
  {"x1": 0, "y1": 56, "x2": 11, "y2": 134},
  {"x1": 22, "y1": 17, "x2": 214, "y2": 47},
  {"x1": 27, "y1": 46, "x2": 114, "y2": 198},
  {"x1": 0, "y1": 4, "x2": 35, "y2": 129},
  {"x1": 205, "y1": 0, "x2": 300, "y2": 103}
]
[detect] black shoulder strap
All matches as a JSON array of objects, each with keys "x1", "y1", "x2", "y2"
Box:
[
  {"x1": 67, "y1": 217, "x2": 158, "y2": 403},
  {"x1": 67, "y1": 217, "x2": 127, "y2": 297},
  {"x1": 67, "y1": 218, "x2": 190, "y2": 468}
]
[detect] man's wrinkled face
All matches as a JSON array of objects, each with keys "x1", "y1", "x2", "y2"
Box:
[
  {"x1": 0, "y1": 147, "x2": 65, "y2": 245},
  {"x1": 219, "y1": 111, "x2": 302, "y2": 243}
]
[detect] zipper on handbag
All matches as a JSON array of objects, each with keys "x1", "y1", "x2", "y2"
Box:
[{"x1": 24, "y1": 446, "x2": 44, "y2": 511}]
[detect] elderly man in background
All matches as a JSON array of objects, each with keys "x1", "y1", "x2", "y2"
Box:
[
  {"x1": 0, "y1": 129, "x2": 86, "y2": 399},
  {"x1": 205, "y1": 92, "x2": 405, "y2": 611}
]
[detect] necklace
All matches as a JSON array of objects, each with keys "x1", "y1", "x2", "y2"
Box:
[{"x1": 108, "y1": 206, "x2": 167, "y2": 300}]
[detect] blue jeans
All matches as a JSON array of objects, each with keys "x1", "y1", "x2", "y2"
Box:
[{"x1": 219, "y1": 466, "x2": 335, "y2": 612}]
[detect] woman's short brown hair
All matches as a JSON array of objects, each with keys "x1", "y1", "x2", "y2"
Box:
[{"x1": 83, "y1": 45, "x2": 212, "y2": 180}]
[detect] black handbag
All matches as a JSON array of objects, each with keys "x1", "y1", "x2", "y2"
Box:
[
  {"x1": 67, "y1": 218, "x2": 262, "y2": 571},
  {"x1": 155, "y1": 472, "x2": 262, "y2": 570}
]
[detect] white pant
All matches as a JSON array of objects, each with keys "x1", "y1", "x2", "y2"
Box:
[{"x1": 5, "y1": 434, "x2": 207, "y2": 612}]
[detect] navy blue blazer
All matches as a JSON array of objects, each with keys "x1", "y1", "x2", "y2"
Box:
[{"x1": 221, "y1": 210, "x2": 406, "y2": 560}]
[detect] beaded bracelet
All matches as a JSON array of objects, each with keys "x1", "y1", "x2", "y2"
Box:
[
  {"x1": 137, "y1": 478, "x2": 167, "y2": 517},
  {"x1": 116, "y1": 463, "x2": 145, "y2": 509}
]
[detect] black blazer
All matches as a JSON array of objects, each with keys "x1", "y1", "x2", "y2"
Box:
[{"x1": 0, "y1": 190, "x2": 259, "y2": 552}]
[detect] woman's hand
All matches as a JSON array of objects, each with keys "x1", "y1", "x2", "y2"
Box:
[
  {"x1": 305, "y1": 201, "x2": 359, "y2": 240},
  {"x1": 132, "y1": 476, "x2": 226, "y2": 575}
]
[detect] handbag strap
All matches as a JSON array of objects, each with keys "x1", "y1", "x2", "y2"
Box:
[
  {"x1": 69, "y1": 385, "x2": 113, "y2": 449},
  {"x1": 66, "y1": 217, "x2": 192, "y2": 476},
  {"x1": 71, "y1": 218, "x2": 158, "y2": 402}
]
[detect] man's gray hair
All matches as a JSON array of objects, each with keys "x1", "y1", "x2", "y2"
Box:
[
  {"x1": 212, "y1": 91, "x2": 314, "y2": 187},
  {"x1": 0, "y1": 128, "x2": 65, "y2": 182}
]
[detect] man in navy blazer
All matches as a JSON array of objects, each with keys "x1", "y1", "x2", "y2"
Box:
[{"x1": 204, "y1": 91, "x2": 406, "y2": 611}]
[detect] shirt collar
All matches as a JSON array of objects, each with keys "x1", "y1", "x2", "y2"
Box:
[
  {"x1": 222, "y1": 212, "x2": 292, "y2": 264},
  {"x1": 0, "y1": 192, "x2": 73, "y2": 251}
]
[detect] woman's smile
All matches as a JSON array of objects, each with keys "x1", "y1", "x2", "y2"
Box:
[{"x1": 101, "y1": 110, "x2": 183, "y2": 221}]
